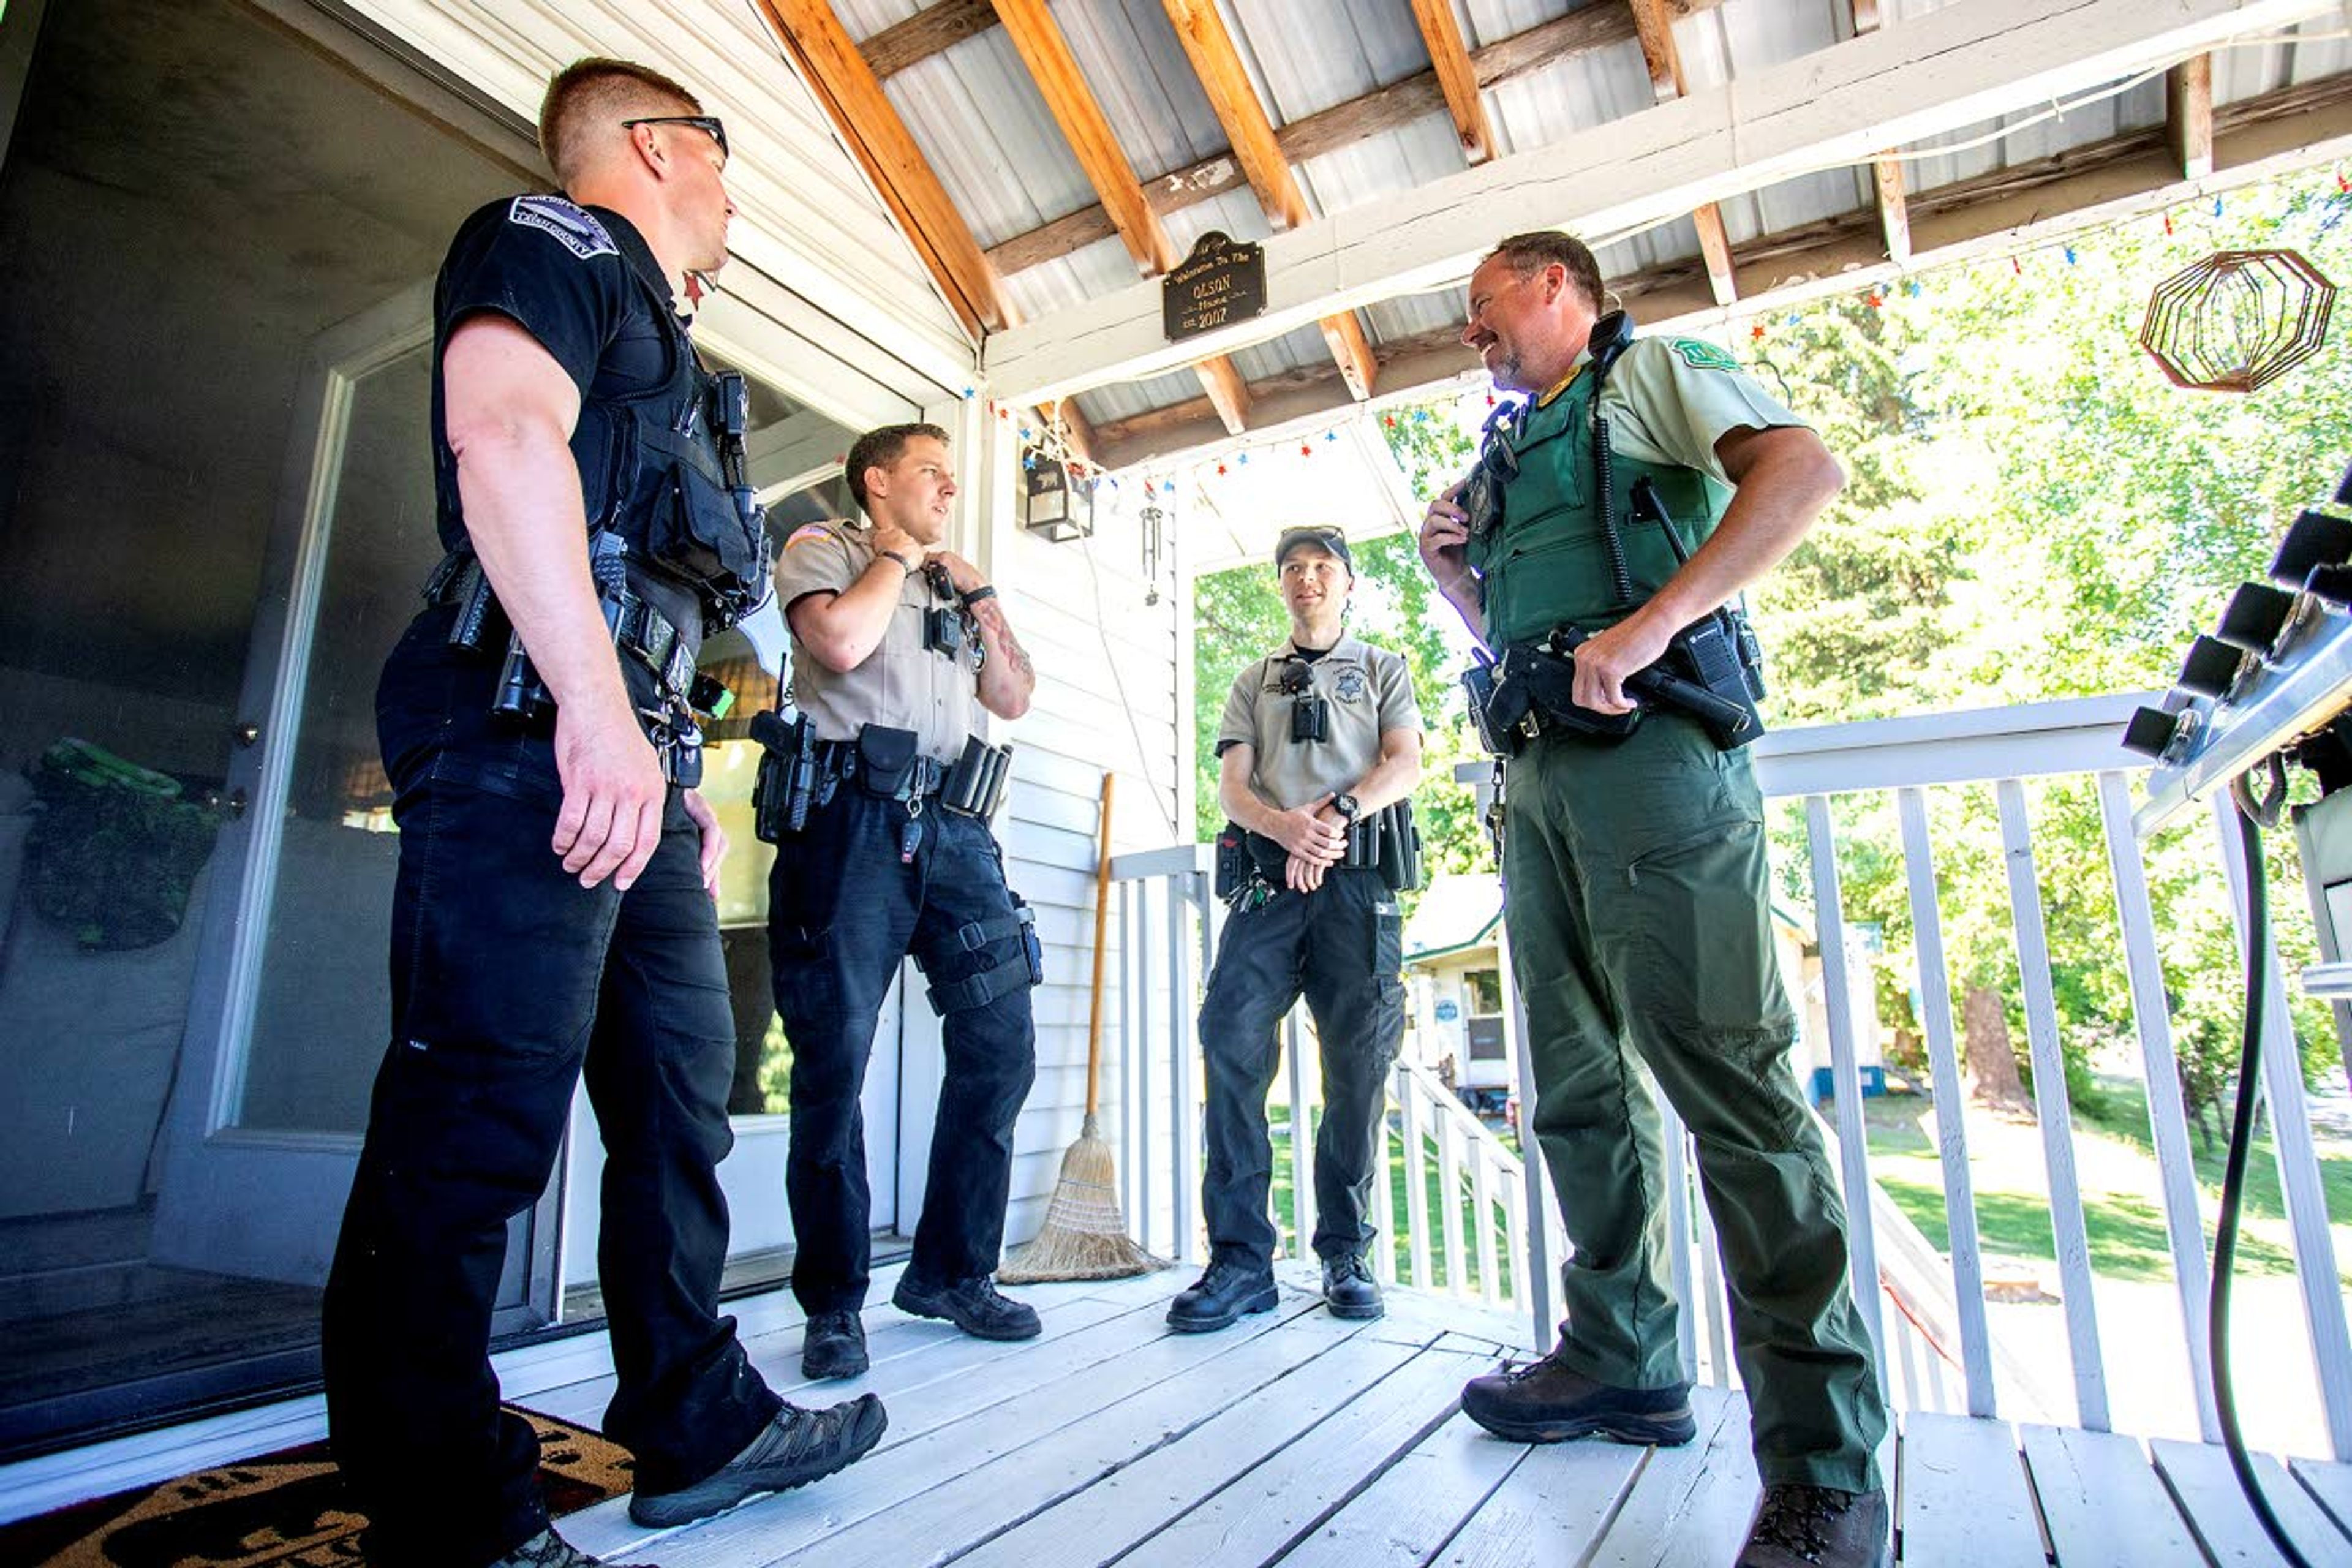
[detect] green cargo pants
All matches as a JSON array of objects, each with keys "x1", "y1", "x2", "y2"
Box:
[{"x1": 1501, "y1": 713, "x2": 1887, "y2": 1492}]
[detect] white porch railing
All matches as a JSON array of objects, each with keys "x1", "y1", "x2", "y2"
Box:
[{"x1": 1105, "y1": 691, "x2": 2352, "y2": 1457}]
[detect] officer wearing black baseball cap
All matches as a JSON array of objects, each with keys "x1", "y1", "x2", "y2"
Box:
[{"x1": 1170, "y1": 525, "x2": 1423, "y2": 1331}]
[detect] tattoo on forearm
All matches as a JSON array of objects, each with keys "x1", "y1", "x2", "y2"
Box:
[{"x1": 975, "y1": 601, "x2": 1035, "y2": 679}]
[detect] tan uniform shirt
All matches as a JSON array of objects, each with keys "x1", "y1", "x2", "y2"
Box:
[
  {"x1": 1216, "y1": 635, "x2": 1420, "y2": 814},
  {"x1": 772, "y1": 516, "x2": 986, "y2": 764}
]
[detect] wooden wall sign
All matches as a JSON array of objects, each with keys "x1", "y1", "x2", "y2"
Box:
[{"x1": 1162, "y1": 231, "x2": 1266, "y2": 342}]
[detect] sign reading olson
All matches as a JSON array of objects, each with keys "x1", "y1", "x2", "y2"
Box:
[{"x1": 1163, "y1": 231, "x2": 1267, "y2": 343}]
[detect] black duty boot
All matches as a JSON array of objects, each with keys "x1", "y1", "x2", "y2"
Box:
[
  {"x1": 891, "y1": 1273, "x2": 1042, "y2": 1340},
  {"x1": 627, "y1": 1395, "x2": 888, "y2": 1528},
  {"x1": 1166, "y1": 1258, "x2": 1280, "y2": 1333},
  {"x1": 1460, "y1": 1352, "x2": 1697, "y2": 1445},
  {"x1": 1736, "y1": 1483, "x2": 1891, "y2": 1568},
  {"x1": 801, "y1": 1308, "x2": 868, "y2": 1380},
  {"x1": 1319, "y1": 1253, "x2": 1383, "y2": 1320},
  {"x1": 486, "y1": 1528, "x2": 656, "y2": 1567}
]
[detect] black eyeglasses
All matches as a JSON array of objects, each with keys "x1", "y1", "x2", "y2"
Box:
[{"x1": 621, "y1": 115, "x2": 729, "y2": 162}]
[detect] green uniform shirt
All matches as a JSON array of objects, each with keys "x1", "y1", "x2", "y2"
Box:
[
  {"x1": 772, "y1": 516, "x2": 985, "y2": 764},
  {"x1": 1216, "y1": 635, "x2": 1420, "y2": 814}
]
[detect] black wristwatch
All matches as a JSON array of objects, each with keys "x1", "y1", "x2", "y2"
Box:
[{"x1": 1330, "y1": 793, "x2": 1361, "y2": 824}]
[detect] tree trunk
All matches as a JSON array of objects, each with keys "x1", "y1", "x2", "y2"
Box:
[{"x1": 1962, "y1": 982, "x2": 2032, "y2": 1112}]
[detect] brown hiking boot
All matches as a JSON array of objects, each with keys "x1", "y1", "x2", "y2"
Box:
[
  {"x1": 1736, "y1": 1483, "x2": 1891, "y2": 1567},
  {"x1": 1459, "y1": 1353, "x2": 1696, "y2": 1445}
]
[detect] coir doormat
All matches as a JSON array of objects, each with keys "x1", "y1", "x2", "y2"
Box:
[{"x1": 0, "y1": 1407, "x2": 631, "y2": 1566}]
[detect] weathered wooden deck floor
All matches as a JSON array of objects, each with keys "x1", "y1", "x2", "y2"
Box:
[{"x1": 540, "y1": 1263, "x2": 2352, "y2": 1567}]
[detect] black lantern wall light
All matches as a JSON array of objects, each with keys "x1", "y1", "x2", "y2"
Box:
[{"x1": 1020, "y1": 447, "x2": 1095, "y2": 543}]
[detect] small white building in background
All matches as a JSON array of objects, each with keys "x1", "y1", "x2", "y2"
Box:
[{"x1": 1400, "y1": 870, "x2": 1871, "y2": 1111}]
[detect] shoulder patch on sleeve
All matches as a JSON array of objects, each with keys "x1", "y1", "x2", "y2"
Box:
[
  {"x1": 784, "y1": 523, "x2": 835, "y2": 550},
  {"x1": 1665, "y1": 336, "x2": 1741, "y2": 372},
  {"x1": 506, "y1": 195, "x2": 617, "y2": 261}
]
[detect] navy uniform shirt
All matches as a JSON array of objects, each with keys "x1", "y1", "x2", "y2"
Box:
[{"x1": 430, "y1": 194, "x2": 684, "y2": 556}]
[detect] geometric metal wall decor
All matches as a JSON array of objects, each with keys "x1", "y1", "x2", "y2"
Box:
[{"x1": 2139, "y1": 248, "x2": 2337, "y2": 393}]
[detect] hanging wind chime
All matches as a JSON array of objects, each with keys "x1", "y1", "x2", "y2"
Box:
[{"x1": 2139, "y1": 248, "x2": 2337, "y2": 393}]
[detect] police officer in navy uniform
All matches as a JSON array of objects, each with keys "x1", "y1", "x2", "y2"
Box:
[
  {"x1": 1420, "y1": 232, "x2": 1888, "y2": 1568},
  {"x1": 763, "y1": 423, "x2": 1043, "y2": 1382},
  {"x1": 322, "y1": 59, "x2": 883, "y2": 1568},
  {"x1": 1169, "y1": 526, "x2": 1423, "y2": 1332}
]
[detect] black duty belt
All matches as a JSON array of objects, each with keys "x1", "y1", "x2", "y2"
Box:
[
  {"x1": 426, "y1": 553, "x2": 697, "y2": 712},
  {"x1": 813, "y1": 739, "x2": 948, "y2": 801}
]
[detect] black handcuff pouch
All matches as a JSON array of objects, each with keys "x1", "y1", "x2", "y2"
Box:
[{"x1": 854, "y1": 725, "x2": 922, "y2": 799}]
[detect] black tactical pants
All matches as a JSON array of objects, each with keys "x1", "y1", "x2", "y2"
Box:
[
  {"x1": 1199, "y1": 867, "x2": 1406, "y2": 1274},
  {"x1": 766, "y1": 786, "x2": 1038, "y2": 1314},
  {"x1": 324, "y1": 611, "x2": 781, "y2": 1568}
]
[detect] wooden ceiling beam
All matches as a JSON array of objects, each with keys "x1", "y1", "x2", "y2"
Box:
[
  {"x1": 1033, "y1": 400, "x2": 1095, "y2": 467},
  {"x1": 1156, "y1": 0, "x2": 1374, "y2": 399},
  {"x1": 1628, "y1": 0, "x2": 1737, "y2": 307},
  {"x1": 1873, "y1": 154, "x2": 1912, "y2": 265},
  {"x1": 987, "y1": 0, "x2": 1177, "y2": 274},
  {"x1": 984, "y1": 0, "x2": 1728, "y2": 276},
  {"x1": 1407, "y1": 0, "x2": 1496, "y2": 165},
  {"x1": 1321, "y1": 311, "x2": 1380, "y2": 402},
  {"x1": 1849, "y1": 2, "x2": 1910, "y2": 266},
  {"x1": 1194, "y1": 355, "x2": 1253, "y2": 435},
  {"x1": 2170, "y1": 53, "x2": 2216, "y2": 179},
  {"x1": 863, "y1": 0, "x2": 997, "y2": 80},
  {"x1": 1158, "y1": 0, "x2": 1308, "y2": 230},
  {"x1": 754, "y1": 0, "x2": 1013, "y2": 336}
]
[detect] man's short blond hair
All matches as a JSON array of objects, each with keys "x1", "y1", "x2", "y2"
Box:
[{"x1": 538, "y1": 57, "x2": 703, "y2": 187}]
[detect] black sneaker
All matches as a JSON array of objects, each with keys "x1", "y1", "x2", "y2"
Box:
[
  {"x1": 1165, "y1": 1259, "x2": 1280, "y2": 1333},
  {"x1": 1319, "y1": 1253, "x2": 1384, "y2": 1320},
  {"x1": 626, "y1": 1395, "x2": 888, "y2": 1529},
  {"x1": 486, "y1": 1526, "x2": 655, "y2": 1567},
  {"x1": 891, "y1": 1273, "x2": 1042, "y2": 1341},
  {"x1": 1737, "y1": 1483, "x2": 1891, "y2": 1568},
  {"x1": 801, "y1": 1309, "x2": 869, "y2": 1380},
  {"x1": 1460, "y1": 1352, "x2": 1697, "y2": 1445}
]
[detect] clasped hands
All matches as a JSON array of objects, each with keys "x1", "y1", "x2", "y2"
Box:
[{"x1": 1264, "y1": 793, "x2": 1351, "y2": 895}]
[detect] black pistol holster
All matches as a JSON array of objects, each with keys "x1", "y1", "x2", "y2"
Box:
[{"x1": 750, "y1": 707, "x2": 823, "y2": 842}]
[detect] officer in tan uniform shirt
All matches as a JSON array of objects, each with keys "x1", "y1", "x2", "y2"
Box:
[
  {"x1": 1168, "y1": 526, "x2": 1423, "y2": 1332},
  {"x1": 758, "y1": 422, "x2": 1044, "y2": 1382}
]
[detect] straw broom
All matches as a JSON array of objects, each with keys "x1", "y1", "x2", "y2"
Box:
[{"x1": 1000, "y1": 770, "x2": 1170, "y2": 1283}]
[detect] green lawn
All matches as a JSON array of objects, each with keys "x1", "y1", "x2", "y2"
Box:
[
  {"x1": 1268, "y1": 1103, "x2": 1515, "y2": 1297},
  {"x1": 1860, "y1": 1082, "x2": 2352, "y2": 1286}
]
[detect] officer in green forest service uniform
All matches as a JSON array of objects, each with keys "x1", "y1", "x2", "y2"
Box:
[{"x1": 1418, "y1": 231, "x2": 1890, "y2": 1568}]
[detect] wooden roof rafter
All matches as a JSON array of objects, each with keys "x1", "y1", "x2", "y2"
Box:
[
  {"x1": 1406, "y1": 0, "x2": 1496, "y2": 165},
  {"x1": 1158, "y1": 0, "x2": 1381, "y2": 402},
  {"x1": 1850, "y1": 0, "x2": 1911, "y2": 266},
  {"x1": 753, "y1": 0, "x2": 1014, "y2": 337},
  {"x1": 1627, "y1": 0, "x2": 1737, "y2": 307},
  {"x1": 981, "y1": 0, "x2": 1730, "y2": 278},
  {"x1": 982, "y1": 0, "x2": 1250, "y2": 430},
  {"x1": 863, "y1": 0, "x2": 997, "y2": 80},
  {"x1": 2170, "y1": 54, "x2": 2217, "y2": 179}
]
